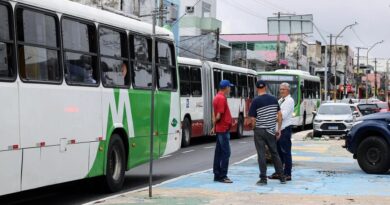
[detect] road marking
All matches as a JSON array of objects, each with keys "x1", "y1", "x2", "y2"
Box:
[
  {"x1": 182, "y1": 149, "x2": 194, "y2": 154},
  {"x1": 83, "y1": 154, "x2": 257, "y2": 205},
  {"x1": 239, "y1": 141, "x2": 248, "y2": 144},
  {"x1": 204, "y1": 146, "x2": 215, "y2": 149},
  {"x1": 160, "y1": 155, "x2": 172, "y2": 159}
]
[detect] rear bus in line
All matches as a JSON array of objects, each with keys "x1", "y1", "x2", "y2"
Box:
[
  {"x1": 178, "y1": 57, "x2": 257, "y2": 147},
  {"x1": 257, "y1": 69, "x2": 321, "y2": 128},
  {"x1": 0, "y1": 0, "x2": 181, "y2": 196}
]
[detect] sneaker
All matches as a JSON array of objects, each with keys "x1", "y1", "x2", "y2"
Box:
[
  {"x1": 268, "y1": 173, "x2": 280, "y2": 180},
  {"x1": 218, "y1": 177, "x2": 233, "y2": 183},
  {"x1": 256, "y1": 178, "x2": 267, "y2": 186},
  {"x1": 279, "y1": 175, "x2": 287, "y2": 184}
]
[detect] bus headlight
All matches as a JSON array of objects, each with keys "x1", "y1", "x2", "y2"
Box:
[{"x1": 292, "y1": 112, "x2": 296, "y2": 117}]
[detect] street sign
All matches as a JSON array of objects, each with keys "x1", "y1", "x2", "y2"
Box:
[{"x1": 268, "y1": 14, "x2": 313, "y2": 35}]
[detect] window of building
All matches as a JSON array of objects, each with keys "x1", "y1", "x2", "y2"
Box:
[
  {"x1": 99, "y1": 27, "x2": 129, "y2": 87},
  {"x1": 179, "y1": 65, "x2": 190, "y2": 96},
  {"x1": 17, "y1": 8, "x2": 61, "y2": 82},
  {"x1": 62, "y1": 18, "x2": 98, "y2": 85},
  {"x1": 157, "y1": 41, "x2": 177, "y2": 90},
  {"x1": 302, "y1": 45, "x2": 307, "y2": 56},
  {"x1": 131, "y1": 35, "x2": 152, "y2": 88},
  {"x1": 0, "y1": 4, "x2": 15, "y2": 80},
  {"x1": 202, "y1": 2, "x2": 211, "y2": 18},
  {"x1": 190, "y1": 67, "x2": 202, "y2": 96}
]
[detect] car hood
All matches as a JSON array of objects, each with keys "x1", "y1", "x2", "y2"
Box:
[
  {"x1": 358, "y1": 112, "x2": 390, "y2": 121},
  {"x1": 315, "y1": 114, "x2": 352, "y2": 121}
]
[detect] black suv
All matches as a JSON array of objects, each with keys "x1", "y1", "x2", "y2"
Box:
[{"x1": 345, "y1": 112, "x2": 390, "y2": 174}]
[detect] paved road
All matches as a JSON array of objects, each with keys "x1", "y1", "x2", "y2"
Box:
[{"x1": 0, "y1": 132, "x2": 256, "y2": 205}]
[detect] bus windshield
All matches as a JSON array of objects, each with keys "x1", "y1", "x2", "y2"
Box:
[{"x1": 258, "y1": 74, "x2": 298, "y2": 105}]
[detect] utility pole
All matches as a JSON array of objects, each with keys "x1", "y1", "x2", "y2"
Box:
[
  {"x1": 159, "y1": 0, "x2": 164, "y2": 26},
  {"x1": 215, "y1": 28, "x2": 220, "y2": 62},
  {"x1": 374, "y1": 58, "x2": 378, "y2": 98},
  {"x1": 356, "y1": 47, "x2": 367, "y2": 99},
  {"x1": 276, "y1": 12, "x2": 281, "y2": 69},
  {"x1": 328, "y1": 34, "x2": 333, "y2": 101}
]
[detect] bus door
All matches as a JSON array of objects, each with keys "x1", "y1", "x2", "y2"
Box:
[{"x1": 0, "y1": 2, "x2": 22, "y2": 195}]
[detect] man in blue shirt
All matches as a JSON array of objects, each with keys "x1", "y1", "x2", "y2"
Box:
[{"x1": 249, "y1": 80, "x2": 286, "y2": 185}]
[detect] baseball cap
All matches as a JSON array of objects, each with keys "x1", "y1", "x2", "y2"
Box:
[
  {"x1": 256, "y1": 80, "x2": 267, "y2": 88},
  {"x1": 219, "y1": 80, "x2": 234, "y2": 89}
]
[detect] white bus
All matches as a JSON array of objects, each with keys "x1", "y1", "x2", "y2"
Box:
[
  {"x1": 0, "y1": 0, "x2": 181, "y2": 196},
  {"x1": 257, "y1": 69, "x2": 321, "y2": 128},
  {"x1": 178, "y1": 57, "x2": 257, "y2": 147}
]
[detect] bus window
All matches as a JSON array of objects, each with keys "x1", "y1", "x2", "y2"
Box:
[
  {"x1": 0, "y1": 4, "x2": 15, "y2": 80},
  {"x1": 62, "y1": 18, "x2": 98, "y2": 85},
  {"x1": 17, "y1": 8, "x2": 61, "y2": 82},
  {"x1": 179, "y1": 66, "x2": 190, "y2": 96},
  {"x1": 232, "y1": 73, "x2": 238, "y2": 97},
  {"x1": 157, "y1": 41, "x2": 176, "y2": 90},
  {"x1": 99, "y1": 27, "x2": 129, "y2": 87},
  {"x1": 213, "y1": 69, "x2": 221, "y2": 94},
  {"x1": 190, "y1": 67, "x2": 202, "y2": 96},
  {"x1": 248, "y1": 76, "x2": 255, "y2": 97},
  {"x1": 131, "y1": 35, "x2": 152, "y2": 88},
  {"x1": 238, "y1": 74, "x2": 248, "y2": 98}
]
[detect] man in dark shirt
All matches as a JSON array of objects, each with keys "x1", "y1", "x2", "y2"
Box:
[
  {"x1": 211, "y1": 80, "x2": 234, "y2": 183},
  {"x1": 249, "y1": 80, "x2": 286, "y2": 185}
]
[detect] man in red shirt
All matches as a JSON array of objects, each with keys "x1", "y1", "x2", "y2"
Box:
[{"x1": 211, "y1": 80, "x2": 234, "y2": 183}]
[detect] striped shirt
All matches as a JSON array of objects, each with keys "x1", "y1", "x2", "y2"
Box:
[{"x1": 249, "y1": 94, "x2": 280, "y2": 135}]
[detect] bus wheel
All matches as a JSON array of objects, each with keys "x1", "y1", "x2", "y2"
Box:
[
  {"x1": 104, "y1": 134, "x2": 126, "y2": 193},
  {"x1": 237, "y1": 115, "x2": 244, "y2": 139},
  {"x1": 181, "y1": 118, "x2": 191, "y2": 147}
]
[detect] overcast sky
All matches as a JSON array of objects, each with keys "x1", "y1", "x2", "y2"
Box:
[{"x1": 217, "y1": 0, "x2": 390, "y2": 59}]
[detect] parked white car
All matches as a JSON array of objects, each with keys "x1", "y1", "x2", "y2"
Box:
[{"x1": 313, "y1": 103, "x2": 357, "y2": 138}]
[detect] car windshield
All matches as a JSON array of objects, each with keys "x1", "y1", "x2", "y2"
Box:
[{"x1": 318, "y1": 105, "x2": 351, "y2": 115}]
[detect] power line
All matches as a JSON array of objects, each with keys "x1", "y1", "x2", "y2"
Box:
[
  {"x1": 179, "y1": 30, "x2": 216, "y2": 43},
  {"x1": 253, "y1": 0, "x2": 291, "y2": 13},
  {"x1": 225, "y1": 0, "x2": 268, "y2": 20},
  {"x1": 351, "y1": 27, "x2": 367, "y2": 47}
]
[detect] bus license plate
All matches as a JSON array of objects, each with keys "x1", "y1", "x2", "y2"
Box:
[{"x1": 328, "y1": 126, "x2": 338, "y2": 130}]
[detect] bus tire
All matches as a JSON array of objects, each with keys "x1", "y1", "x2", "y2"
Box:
[
  {"x1": 181, "y1": 117, "x2": 191, "y2": 147},
  {"x1": 104, "y1": 134, "x2": 126, "y2": 193},
  {"x1": 237, "y1": 115, "x2": 244, "y2": 139}
]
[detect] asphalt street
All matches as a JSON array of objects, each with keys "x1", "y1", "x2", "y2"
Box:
[{"x1": 0, "y1": 131, "x2": 256, "y2": 205}]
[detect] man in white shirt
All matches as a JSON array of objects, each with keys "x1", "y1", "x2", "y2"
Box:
[{"x1": 269, "y1": 82, "x2": 295, "y2": 181}]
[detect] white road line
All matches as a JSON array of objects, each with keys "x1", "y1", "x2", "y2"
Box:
[
  {"x1": 160, "y1": 155, "x2": 172, "y2": 159},
  {"x1": 182, "y1": 149, "x2": 195, "y2": 154},
  {"x1": 83, "y1": 154, "x2": 257, "y2": 205},
  {"x1": 203, "y1": 146, "x2": 215, "y2": 149}
]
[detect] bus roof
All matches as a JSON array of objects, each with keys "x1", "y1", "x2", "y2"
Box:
[
  {"x1": 207, "y1": 61, "x2": 250, "y2": 74},
  {"x1": 177, "y1": 57, "x2": 203, "y2": 67},
  {"x1": 14, "y1": 0, "x2": 174, "y2": 40},
  {"x1": 258, "y1": 69, "x2": 320, "y2": 82}
]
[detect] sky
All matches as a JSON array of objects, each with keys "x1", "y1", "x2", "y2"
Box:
[{"x1": 217, "y1": 0, "x2": 390, "y2": 60}]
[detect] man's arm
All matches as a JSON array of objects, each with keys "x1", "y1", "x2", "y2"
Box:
[
  {"x1": 276, "y1": 111, "x2": 282, "y2": 139},
  {"x1": 250, "y1": 117, "x2": 256, "y2": 129}
]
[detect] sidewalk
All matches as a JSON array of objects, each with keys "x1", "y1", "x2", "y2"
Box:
[{"x1": 86, "y1": 131, "x2": 390, "y2": 205}]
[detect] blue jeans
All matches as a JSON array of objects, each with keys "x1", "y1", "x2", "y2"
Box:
[
  {"x1": 213, "y1": 132, "x2": 231, "y2": 180},
  {"x1": 277, "y1": 126, "x2": 292, "y2": 176}
]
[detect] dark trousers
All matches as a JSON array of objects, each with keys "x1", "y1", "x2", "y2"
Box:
[
  {"x1": 277, "y1": 126, "x2": 293, "y2": 176},
  {"x1": 254, "y1": 128, "x2": 284, "y2": 179},
  {"x1": 213, "y1": 132, "x2": 231, "y2": 180}
]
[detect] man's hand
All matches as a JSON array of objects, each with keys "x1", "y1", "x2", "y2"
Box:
[
  {"x1": 210, "y1": 127, "x2": 215, "y2": 135},
  {"x1": 276, "y1": 130, "x2": 281, "y2": 140}
]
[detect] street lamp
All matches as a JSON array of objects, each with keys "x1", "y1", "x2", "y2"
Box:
[
  {"x1": 366, "y1": 40, "x2": 384, "y2": 99},
  {"x1": 333, "y1": 22, "x2": 358, "y2": 102}
]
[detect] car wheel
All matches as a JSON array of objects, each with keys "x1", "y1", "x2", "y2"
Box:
[
  {"x1": 313, "y1": 131, "x2": 322, "y2": 138},
  {"x1": 357, "y1": 136, "x2": 390, "y2": 174},
  {"x1": 181, "y1": 117, "x2": 191, "y2": 147},
  {"x1": 104, "y1": 134, "x2": 126, "y2": 192}
]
